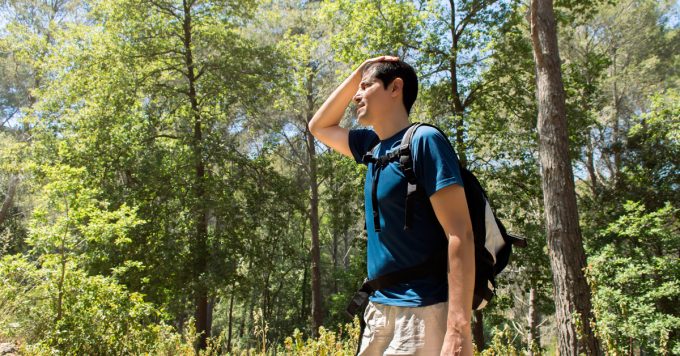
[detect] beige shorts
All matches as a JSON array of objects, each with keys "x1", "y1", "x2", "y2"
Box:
[{"x1": 358, "y1": 301, "x2": 448, "y2": 356}]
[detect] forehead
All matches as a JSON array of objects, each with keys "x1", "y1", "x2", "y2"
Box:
[{"x1": 361, "y1": 66, "x2": 379, "y2": 82}]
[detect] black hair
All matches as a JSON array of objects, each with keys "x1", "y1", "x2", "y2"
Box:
[{"x1": 364, "y1": 60, "x2": 418, "y2": 114}]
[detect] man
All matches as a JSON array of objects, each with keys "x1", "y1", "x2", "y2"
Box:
[{"x1": 308, "y1": 56, "x2": 474, "y2": 356}]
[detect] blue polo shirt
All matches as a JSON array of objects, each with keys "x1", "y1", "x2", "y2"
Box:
[{"x1": 349, "y1": 125, "x2": 464, "y2": 307}]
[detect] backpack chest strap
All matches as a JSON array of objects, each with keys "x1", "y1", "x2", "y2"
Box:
[
  {"x1": 362, "y1": 125, "x2": 424, "y2": 232},
  {"x1": 362, "y1": 144, "x2": 417, "y2": 232}
]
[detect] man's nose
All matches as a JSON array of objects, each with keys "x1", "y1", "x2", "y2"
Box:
[{"x1": 353, "y1": 91, "x2": 361, "y2": 104}]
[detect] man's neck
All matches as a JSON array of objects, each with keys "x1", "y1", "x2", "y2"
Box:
[{"x1": 373, "y1": 110, "x2": 410, "y2": 140}]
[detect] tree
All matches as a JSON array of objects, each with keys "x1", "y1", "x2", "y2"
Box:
[
  {"x1": 529, "y1": 0, "x2": 601, "y2": 354},
  {"x1": 0, "y1": 0, "x2": 85, "y2": 254},
  {"x1": 25, "y1": 0, "x2": 277, "y2": 349},
  {"x1": 588, "y1": 201, "x2": 679, "y2": 355},
  {"x1": 584, "y1": 89, "x2": 679, "y2": 355},
  {"x1": 469, "y1": 6, "x2": 556, "y2": 351}
]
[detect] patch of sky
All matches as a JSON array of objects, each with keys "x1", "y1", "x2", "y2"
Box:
[{"x1": 661, "y1": 0, "x2": 680, "y2": 28}]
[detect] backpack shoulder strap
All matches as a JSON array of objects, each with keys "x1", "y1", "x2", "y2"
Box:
[
  {"x1": 398, "y1": 123, "x2": 422, "y2": 184},
  {"x1": 399, "y1": 122, "x2": 454, "y2": 230}
]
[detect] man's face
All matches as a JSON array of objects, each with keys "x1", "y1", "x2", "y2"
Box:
[{"x1": 353, "y1": 68, "x2": 393, "y2": 126}]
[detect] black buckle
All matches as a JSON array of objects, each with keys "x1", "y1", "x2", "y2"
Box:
[
  {"x1": 345, "y1": 290, "x2": 370, "y2": 318},
  {"x1": 362, "y1": 153, "x2": 375, "y2": 165}
]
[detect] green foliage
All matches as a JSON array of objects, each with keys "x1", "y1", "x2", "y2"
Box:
[
  {"x1": 588, "y1": 201, "x2": 679, "y2": 355},
  {"x1": 623, "y1": 89, "x2": 680, "y2": 207},
  {"x1": 281, "y1": 320, "x2": 360, "y2": 356},
  {"x1": 0, "y1": 254, "x2": 194, "y2": 354},
  {"x1": 477, "y1": 325, "x2": 521, "y2": 356},
  {"x1": 0, "y1": 0, "x2": 678, "y2": 353}
]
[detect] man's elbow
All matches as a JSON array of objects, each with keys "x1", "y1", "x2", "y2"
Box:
[
  {"x1": 308, "y1": 114, "x2": 323, "y2": 137},
  {"x1": 446, "y1": 227, "x2": 474, "y2": 248},
  {"x1": 308, "y1": 118, "x2": 317, "y2": 135}
]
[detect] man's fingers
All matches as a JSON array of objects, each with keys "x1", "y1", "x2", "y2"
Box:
[
  {"x1": 358, "y1": 55, "x2": 400, "y2": 72},
  {"x1": 368, "y1": 55, "x2": 399, "y2": 63}
]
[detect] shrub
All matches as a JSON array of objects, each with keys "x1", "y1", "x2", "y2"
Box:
[{"x1": 0, "y1": 254, "x2": 194, "y2": 354}]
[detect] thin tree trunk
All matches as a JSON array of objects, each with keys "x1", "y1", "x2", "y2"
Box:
[
  {"x1": 528, "y1": 287, "x2": 540, "y2": 355},
  {"x1": 239, "y1": 298, "x2": 247, "y2": 339},
  {"x1": 306, "y1": 68, "x2": 324, "y2": 336},
  {"x1": 610, "y1": 49, "x2": 623, "y2": 187},
  {"x1": 227, "y1": 286, "x2": 235, "y2": 354},
  {"x1": 472, "y1": 310, "x2": 485, "y2": 351},
  {"x1": 529, "y1": 1, "x2": 601, "y2": 355},
  {"x1": 332, "y1": 226, "x2": 339, "y2": 294},
  {"x1": 181, "y1": 0, "x2": 210, "y2": 349},
  {"x1": 331, "y1": 164, "x2": 340, "y2": 294},
  {"x1": 300, "y1": 256, "x2": 309, "y2": 322},
  {"x1": 306, "y1": 123, "x2": 324, "y2": 336}
]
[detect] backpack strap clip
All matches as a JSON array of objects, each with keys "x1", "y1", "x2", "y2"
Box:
[{"x1": 362, "y1": 152, "x2": 376, "y2": 165}]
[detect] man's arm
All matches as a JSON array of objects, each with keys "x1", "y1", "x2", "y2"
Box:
[
  {"x1": 430, "y1": 184, "x2": 475, "y2": 356},
  {"x1": 308, "y1": 56, "x2": 398, "y2": 158}
]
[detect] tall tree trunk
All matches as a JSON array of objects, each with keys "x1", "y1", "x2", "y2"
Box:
[
  {"x1": 306, "y1": 69, "x2": 324, "y2": 336},
  {"x1": 300, "y1": 255, "x2": 309, "y2": 322},
  {"x1": 527, "y1": 287, "x2": 540, "y2": 355},
  {"x1": 332, "y1": 226, "x2": 339, "y2": 294},
  {"x1": 227, "y1": 286, "x2": 235, "y2": 354},
  {"x1": 472, "y1": 310, "x2": 485, "y2": 351},
  {"x1": 610, "y1": 49, "x2": 623, "y2": 188},
  {"x1": 306, "y1": 123, "x2": 324, "y2": 336},
  {"x1": 181, "y1": 0, "x2": 210, "y2": 349},
  {"x1": 330, "y1": 164, "x2": 340, "y2": 294},
  {"x1": 529, "y1": 1, "x2": 601, "y2": 355}
]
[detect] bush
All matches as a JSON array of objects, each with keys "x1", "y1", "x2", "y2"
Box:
[
  {"x1": 587, "y1": 202, "x2": 680, "y2": 355},
  {"x1": 0, "y1": 254, "x2": 194, "y2": 354},
  {"x1": 279, "y1": 320, "x2": 360, "y2": 356}
]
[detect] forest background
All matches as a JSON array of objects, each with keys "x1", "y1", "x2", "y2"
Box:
[{"x1": 0, "y1": 0, "x2": 678, "y2": 354}]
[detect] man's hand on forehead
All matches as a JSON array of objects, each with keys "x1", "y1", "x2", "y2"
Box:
[{"x1": 357, "y1": 55, "x2": 400, "y2": 74}]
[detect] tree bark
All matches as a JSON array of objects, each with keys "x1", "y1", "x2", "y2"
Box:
[
  {"x1": 529, "y1": 1, "x2": 601, "y2": 355},
  {"x1": 181, "y1": 0, "x2": 210, "y2": 349},
  {"x1": 227, "y1": 286, "x2": 235, "y2": 354},
  {"x1": 527, "y1": 287, "x2": 540, "y2": 355},
  {"x1": 305, "y1": 67, "x2": 324, "y2": 336},
  {"x1": 306, "y1": 121, "x2": 324, "y2": 336},
  {"x1": 300, "y1": 255, "x2": 309, "y2": 322}
]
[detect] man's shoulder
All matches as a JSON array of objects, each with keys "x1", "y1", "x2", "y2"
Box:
[
  {"x1": 410, "y1": 124, "x2": 448, "y2": 144},
  {"x1": 348, "y1": 128, "x2": 379, "y2": 163},
  {"x1": 409, "y1": 125, "x2": 453, "y2": 156}
]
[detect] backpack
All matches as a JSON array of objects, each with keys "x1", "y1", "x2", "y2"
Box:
[{"x1": 346, "y1": 123, "x2": 526, "y2": 318}]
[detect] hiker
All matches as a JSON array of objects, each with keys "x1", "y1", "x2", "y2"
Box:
[{"x1": 308, "y1": 56, "x2": 474, "y2": 356}]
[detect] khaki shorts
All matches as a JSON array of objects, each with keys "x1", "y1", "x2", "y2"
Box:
[{"x1": 358, "y1": 301, "x2": 448, "y2": 356}]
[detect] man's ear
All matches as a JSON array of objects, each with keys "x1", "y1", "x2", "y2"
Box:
[{"x1": 390, "y1": 78, "x2": 404, "y2": 98}]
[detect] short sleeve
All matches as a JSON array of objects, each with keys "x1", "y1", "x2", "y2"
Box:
[
  {"x1": 411, "y1": 126, "x2": 463, "y2": 197},
  {"x1": 348, "y1": 129, "x2": 380, "y2": 163}
]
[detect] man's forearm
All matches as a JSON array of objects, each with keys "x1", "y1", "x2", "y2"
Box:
[
  {"x1": 441, "y1": 227, "x2": 475, "y2": 356},
  {"x1": 429, "y1": 185, "x2": 475, "y2": 355},
  {"x1": 308, "y1": 69, "x2": 360, "y2": 134}
]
